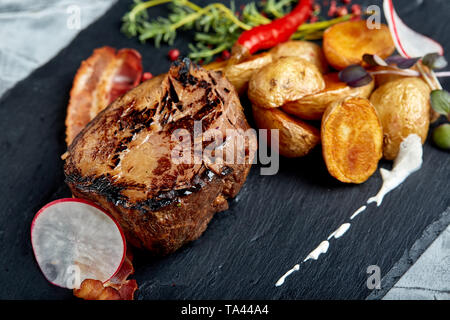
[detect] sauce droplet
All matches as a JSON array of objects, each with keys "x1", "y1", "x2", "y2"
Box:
[
  {"x1": 327, "y1": 223, "x2": 351, "y2": 240},
  {"x1": 275, "y1": 264, "x2": 300, "y2": 287},
  {"x1": 304, "y1": 240, "x2": 330, "y2": 262},
  {"x1": 350, "y1": 205, "x2": 366, "y2": 220}
]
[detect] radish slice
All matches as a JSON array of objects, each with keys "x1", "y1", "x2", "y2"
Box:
[
  {"x1": 31, "y1": 199, "x2": 126, "y2": 289},
  {"x1": 383, "y1": 0, "x2": 444, "y2": 58}
]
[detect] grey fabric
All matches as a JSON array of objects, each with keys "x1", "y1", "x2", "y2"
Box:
[
  {"x1": 0, "y1": 0, "x2": 116, "y2": 96},
  {"x1": 383, "y1": 224, "x2": 450, "y2": 300}
]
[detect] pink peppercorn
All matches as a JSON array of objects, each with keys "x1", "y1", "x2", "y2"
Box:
[
  {"x1": 141, "y1": 72, "x2": 153, "y2": 82},
  {"x1": 351, "y1": 4, "x2": 362, "y2": 16},
  {"x1": 328, "y1": 0, "x2": 337, "y2": 17},
  {"x1": 313, "y1": 3, "x2": 321, "y2": 13},
  {"x1": 168, "y1": 49, "x2": 180, "y2": 61},
  {"x1": 310, "y1": 15, "x2": 319, "y2": 23},
  {"x1": 336, "y1": 6, "x2": 348, "y2": 16},
  {"x1": 221, "y1": 50, "x2": 231, "y2": 60}
]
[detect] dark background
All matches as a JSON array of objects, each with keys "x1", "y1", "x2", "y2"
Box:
[{"x1": 0, "y1": 0, "x2": 449, "y2": 299}]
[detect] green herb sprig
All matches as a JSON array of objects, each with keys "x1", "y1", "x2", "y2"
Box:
[{"x1": 121, "y1": 0, "x2": 352, "y2": 63}]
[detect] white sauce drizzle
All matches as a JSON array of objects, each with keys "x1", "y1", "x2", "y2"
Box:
[
  {"x1": 275, "y1": 240, "x2": 330, "y2": 286},
  {"x1": 275, "y1": 264, "x2": 299, "y2": 287},
  {"x1": 367, "y1": 134, "x2": 423, "y2": 206},
  {"x1": 275, "y1": 134, "x2": 424, "y2": 287},
  {"x1": 327, "y1": 223, "x2": 351, "y2": 240},
  {"x1": 304, "y1": 240, "x2": 330, "y2": 262},
  {"x1": 350, "y1": 205, "x2": 366, "y2": 220}
]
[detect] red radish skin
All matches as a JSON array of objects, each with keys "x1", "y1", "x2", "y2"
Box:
[
  {"x1": 31, "y1": 198, "x2": 126, "y2": 289},
  {"x1": 384, "y1": 0, "x2": 443, "y2": 58}
]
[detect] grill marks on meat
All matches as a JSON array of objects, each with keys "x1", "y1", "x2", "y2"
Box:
[{"x1": 64, "y1": 59, "x2": 256, "y2": 254}]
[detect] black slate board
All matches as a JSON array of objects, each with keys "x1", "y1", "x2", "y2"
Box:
[{"x1": 0, "y1": 0, "x2": 449, "y2": 300}]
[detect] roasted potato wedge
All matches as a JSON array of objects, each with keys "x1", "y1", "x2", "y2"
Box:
[
  {"x1": 224, "y1": 52, "x2": 273, "y2": 95},
  {"x1": 204, "y1": 52, "x2": 272, "y2": 95},
  {"x1": 321, "y1": 97, "x2": 383, "y2": 183},
  {"x1": 248, "y1": 57, "x2": 325, "y2": 109},
  {"x1": 323, "y1": 20, "x2": 395, "y2": 70},
  {"x1": 252, "y1": 104, "x2": 320, "y2": 158},
  {"x1": 281, "y1": 73, "x2": 374, "y2": 120},
  {"x1": 369, "y1": 78, "x2": 431, "y2": 160},
  {"x1": 270, "y1": 40, "x2": 328, "y2": 74}
]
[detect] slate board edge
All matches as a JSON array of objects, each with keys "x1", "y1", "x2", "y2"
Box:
[{"x1": 366, "y1": 206, "x2": 450, "y2": 300}]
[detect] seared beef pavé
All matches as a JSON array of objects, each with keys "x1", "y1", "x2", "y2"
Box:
[{"x1": 64, "y1": 59, "x2": 257, "y2": 254}]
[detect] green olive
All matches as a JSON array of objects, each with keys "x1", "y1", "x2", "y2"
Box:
[{"x1": 432, "y1": 123, "x2": 450, "y2": 150}]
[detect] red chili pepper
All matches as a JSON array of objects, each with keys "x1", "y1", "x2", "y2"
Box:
[{"x1": 236, "y1": 0, "x2": 312, "y2": 55}]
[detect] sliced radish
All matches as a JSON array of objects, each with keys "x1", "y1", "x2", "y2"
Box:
[
  {"x1": 383, "y1": 0, "x2": 444, "y2": 58},
  {"x1": 31, "y1": 198, "x2": 126, "y2": 289}
]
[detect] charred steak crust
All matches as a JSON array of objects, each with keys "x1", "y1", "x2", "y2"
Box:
[{"x1": 64, "y1": 58, "x2": 256, "y2": 254}]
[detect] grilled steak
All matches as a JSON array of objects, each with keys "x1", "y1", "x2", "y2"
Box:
[{"x1": 64, "y1": 59, "x2": 257, "y2": 254}]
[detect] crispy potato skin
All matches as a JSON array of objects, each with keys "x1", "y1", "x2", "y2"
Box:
[
  {"x1": 369, "y1": 78, "x2": 431, "y2": 160},
  {"x1": 321, "y1": 97, "x2": 383, "y2": 183},
  {"x1": 252, "y1": 104, "x2": 320, "y2": 158},
  {"x1": 203, "y1": 53, "x2": 273, "y2": 95},
  {"x1": 224, "y1": 52, "x2": 273, "y2": 95},
  {"x1": 248, "y1": 57, "x2": 325, "y2": 109},
  {"x1": 323, "y1": 20, "x2": 395, "y2": 70},
  {"x1": 270, "y1": 40, "x2": 328, "y2": 74},
  {"x1": 282, "y1": 73, "x2": 374, "y2": 120},
  {"x1": 203, "y1": 60, "x2": 228, "y2": 71}
]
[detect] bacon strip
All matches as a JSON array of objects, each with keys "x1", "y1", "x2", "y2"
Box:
[
  {"x1": 74, "y1": 248, "x2": 138, "y2": 300},
  {"x1": 74, "y1": 279, "x2": 122, "y2": 300},
  {"x1": 65, "y1": 46, "x2": 142, "y2": 145}
]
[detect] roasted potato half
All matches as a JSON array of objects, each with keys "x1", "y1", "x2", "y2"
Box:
[
  {"x1": 252, "y1": 104, "x2": 320, "y2": 158},
  {"x1": 281, "y1": 73, "x2": 374, "y2": 120},
  {"x1": 321, "y1": 97, "x2": 383, "y2": 184},
  {"x1": 204, "y1": 52, "x2": 273, "y2": 95},
  {"x1": 248, "y1": 56, "x2": 325, "y2": 109},
  {"x1": 270, "y1": 40, "x2": 328, "y2": 74},
  {"x1": 323, "y1": 20, "x2": 395, "y2": 70},
  {"x1": 369, "y1": 78, "x2": 431, "y2": 160},
  {"x1": 203, "y1": 60, "x2": 227, "y2": 71}
]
